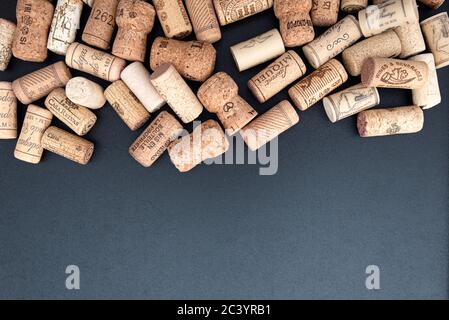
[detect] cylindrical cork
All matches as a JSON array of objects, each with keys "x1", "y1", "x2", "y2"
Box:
[
  {"x1": 361, "y1": 57, "x2": 428, "y2": 89},
  {"x1": 240, "y1": 100, "x2": 299, "y2": 151},
  {"x1": 104, "y1": 80, "x2": 150, "y2": 131},
  {"x1": 14, "y1": 104, "x2": 53, "y2": 164},
  {"x1": 273, "y1": 0, "x2": 314, "y2": 47},
  {"x1": 41, "y1": 126, "x2": 94, "y2": 164},
  {"x1": 12, "y1": 61, "x2": 72, "y2": 105},
  {"x1": 323, "y1": 84, "x2": 380, "y2": 123},
  {"x1": 248, "y1": 51, "x2": 306, "y2": 103},
  {"x1": 213, "y1": 0, "x2": 274, "y2": 26},
  {"x1": 185, "y1": 0, "x2": 221, "y2": 43},
  {"x1": 288, "y1": 59, "x2": 348, "y2": 111},
  {"x1": 13, "y1": 0, "x2": 54, "y2": 62},
  {"x1": 395, "y1": 21, "x2": 426, "y2": 59},
  {"x1": 230, "y1": 29, "x2": 285, "y2": 72},
  {"x1": 342, "y1": 30, "x2": 402, "y2": 76},
  {"x1": 0, "y1": 19, "x2": 16, "y2": 71},
  {"x1": 66, "y1": 43, "x2": 126, "y2": 82},
  {"x1": 421, "y1": 13, "x2": 449, "y2": 69},
  {"x1": 417, "y1": 0, "x2": 445, "y2": 9},
  {"x1": 47, "y1": 0, "x2": 84, "y2": 55},
  {"x1": 153, "y1": 0, "x2": 192, "y2": 39},
  {"x1": 45, "y1": 88, "x2": 97, "y2": 136},
  {"x1": 129, "y1": 111, "x2": 184, "y2": 167},
  {"x1": 0, "y1": 82, "x2": 17, "y2": 139},
  {"x1": 311, "y1": 0, "x2": 340, "y2": 27},
  {"x1": 82, "y1": 0, "x2": 94, "y2": 6},
  {"x1": 341, "y1": 0, "x2": 367, "y2": 12},
  {"x1": 357, "y1": 106, "x2": 424, "y2": 137},
  {"x1": 409, "y1": 54, "x2": 441, "y2": 110},
  {"x1": 303, "y1": 15, "x2": 362, "y2": 69},
  {"x1": 112, "y1": 0, "x2": 156, "y2": 62},
  {"x1": 150, "y1": 37, "x2": 216, "y2": 82},
  {"x1": 168, "y1": 119, "x2": 229, "y2": 172},
  {"x1": 66, "y1": 77, "x2": 106, "y2": 110},
  {"x1": 82, "y1": 0, "x2": 119, "y2": 50},
  {"x1": 150, "y1": 64, "x2": 203, "y2": 123},
  {"x1": 198, "y1": 72, "x2": 258, "y2": 135}
]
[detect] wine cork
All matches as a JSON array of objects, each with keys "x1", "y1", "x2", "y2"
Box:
[
  {"x1": 213, "y1": 0, "x2": 273, "y2": 26},
  {"x1": 168, "y1": 120, "x2": 229, "y2": 172},
  {"x1": 361, "y1": 57, "x2": 428, "y2": 89},
  {"x1": 417, "y1": 0, "x2": 445, "y2": 9},
  {"x1": 47, "y1": 0, "x2": 84, "y2": 55},
  {"x1": 421, "y1": 13, "x2": 449, "y2": 69},
  {"x1": 357, "y1": 106, "x2": 424, "y2": 137},
  {"x1": 409, "y1": 54, "x2": 441, "y2": 110},
  {"x1": 129, "y1": 111, "x2": 183, "y2": 167},
  {"x1": 198, "y1": 72, "x2": 258, "y2": 135},
  {"x1": 13, "y1": 0, "x2": 54, "y2": 62},
  {"x1": 150, "y1": 64, "x2": 203, "y2": 123},
  {"x1": 112, "y1": 0, "x2": 156, "y2": 62},
  {"x1": 240, "y1": 100, "x2": 299, "y2": 151},
  {"x1": 82, "y1": 0, "x2": 119, "y2": 50},
  {"x1": 14, "y1": 105, "x2": 53, "y2": 164},
  {"x1": 153, "y1": 0, "x2": 192, "y2": 39},
  {"x1": 341, "y1": 0, "x2": 368, "y2": 12},
  {"x1": 66, "y1": 77, "x2": 106, "y2": 110},
  {"x1": 149, "y1": 37, "x2": 216, "y2": 82},
  {"x1": 288, "y1": 59, "x2": 348, "y2": 111},
  {"x1": 248, "y1": 51, "x2": 307, "y2": 103},
  {"x1": 230, "y1": 29, "x2": 285, "y2": 72},
  {"x1": 104, "y1": 80, "x2": 150, "y2": 130},
  {"x1": 395, "y1": 20, "x2": 426, "y2": 59},
  {"x1": 82, "y1": 0, "x2": 94, "y2": 6},
  {"x1": 0, "y1": 82, "x2": 17, "y2": 139},
  {"x1": 273, "y1": 0, "x2": 314, "y2": 47},
  {"x1": 45, "y1": 88, "x2": 97, "y2": 136},
  {"x1": 303, "y1": 15, "x2": 362, "y2": 69},
  {"x1": 66, "y1": 43, "x2": 126, "y2": 81},
  {"x1": 342, "y1": 30, "x2": 402, "y2": 76},
  {"x1": 12, "y1": 61, "x2": 72, "y2": 105},
  {"x1": 0, "y1": 19, "x2": 16, "y2": 71},
  {"x1": 323, "y1": 84, "x2": 380, "y2": 123},
  {"x1": 185, "y1": 0, "x2": 221, "y2": 43},
  {"x1": 311, "y1": 0, "x2": 340, "y2": 27},
  {"x1": 41, "y1": 126, "x2": 94, "y2": 164}
]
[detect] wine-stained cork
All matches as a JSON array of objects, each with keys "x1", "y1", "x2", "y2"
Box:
[
  {"x1": 104, "y1": 80, "x2": 150, "y2": 130},
  {"x1": 341, "y1": 0, "x2": 368, "y2": 12},
  {"x1": 198, "y1": 72, "x2": 258, "y2": 135},
  {"x1": 82, "y1": 0, "x2": 119, "y2": 49},
  {"x1": 150, "y1": 64, "x2": 203, "y2": 123},
  {"x1": 288, "y1": 59, "x2": 348, "y2": 111},
  {"x1": 112, "y1": 0, "x2": 156, "y2": 62},
  {"x1": 14, "y1": 105, "x2": 53, "y2": 164},
  {"x1": 342, "y1": 30, "x2": 401, "y2": 76},
  {"x1": 323, "y1": 84, "x2": 380, "y2": 123},
  {"x1": 213, "y1": 0, "x2": 274, "y2": 26},
  {"x1": 13, "y1": 0, "x2": 54, "y2": 62},
  {"x1": 82, "y1": 0, "x2": 94, "y2": 6},
  {"x1": 168, "y1": 120, "x2": 229, "y2": 172},
  {"x1": 0, "y1": 19, "x2": 16, "y2": 71},
  {"x1": 230, "y1": 29, "x2": 285, "y2": 72},
  {"x1": 409, "y1": 54, "x2": 441, "y2": 110},
  {"x1": 417, "y1": 0, "x2": 445, "y2": 9},
  {"x1": 395, "y1": 21, "x2": 426, "y2": 59},
  {"x1": 248, "y1": 51, "x2": 306, "y2": 103},
  {"x1": 303, "y1": 15, "x2": 362, "y2": 69},
  {"x1": 47, "y1": 0, "x2": 84, "y2": 55},
  {"x1": 41, "y1": 126, "x2": 94, "y2": 164},
  {"x1": 421, "y1": 13, "x2": 449, "y2": 69},
  {"x1": 185, "y1": 0, "x2": 221, "y2": 43},
  {"x1": 129, "y1": 111, "x2": 183, "y2": 167},
  {"x1": 361, "y1": 57, "x2": 428, "y2": 89},
  {"x1": 150, "y1": 37, "x2": 216, "y2": 82},
  {"x1": 66, "y1": 43, "x2": 126, "y2": 81},
  {"x1": 240, "y1": 100, "x2": 299, "y2": 151},
  {"x1": 12, "y1": 62, "x2": 72, "y2": 105},
  {"x1": 153, "y1": 0, "x2": 192, "y2": 39},
  {"x1": 357, "y1": 106, "x2": 424, "y2": 137},
  {"x1": 66, "y1": 77, "x2": 106, "y2": 110},
  {"x1": 273, "y1": 0, "x2": 314, "y2": 47},
  {"x1": 311, "y1": 0, "x2": 340, "y2": 27},
  {"x1": 0, "y1": 82, "x2": 17, "y2": 139}
]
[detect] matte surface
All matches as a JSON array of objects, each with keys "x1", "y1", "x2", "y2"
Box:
[{"x1": 0, "y1": 1, "x2": 448, "y2": 299}]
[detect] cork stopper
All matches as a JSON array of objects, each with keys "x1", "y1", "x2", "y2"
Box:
[
  {"x1": 421, "y1": 12, "x2": 449, "y2": 69},
  {"x1": 214, "y1": 0, "x2": 274, "y2": 26},
  {"x1": 66, "y1": 77, "x2": 106, "y2": 110},
  {"x1": 0, "y1": 19, "x2": 16, "y2": 71},
  {"x1": 310, "y1": 0, "x2": 339, "y2": 27},
  {"x1": 395, "y1": 20, "x2": 426, "y2": 59},
  {"x1": 0, "y1": 82, "x2": 17, "y2": 139},
  {"x1": 185, "y1": 0, "x2": 221, "y2": 43},
  {"x1": 82, "y1": 0, "x2": 119, "y2": 50},
  {"x1": 409, "y1": 53, "x2": 441, "y2": 109},
  {"x1": 341, "y1": 0, "x2": 368, "y2": 13},
  {"x1": 417, "y1": 0, "x2": 445, "y2": 9},
  {"x1": 153, "y1": 0, "x2": 192, "y2": 39}
]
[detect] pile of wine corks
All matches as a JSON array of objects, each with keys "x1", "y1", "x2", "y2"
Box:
[{"x1": 0, "y1": 0, "x2": 447, "y2": 171}]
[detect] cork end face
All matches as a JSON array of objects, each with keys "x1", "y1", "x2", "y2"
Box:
[
  {"x1": 109, "y1": 58, "x2": 127, "y2": 82},
  {"x1": 150, "y1": 63, "x2": 174, "y2": 83},
  {"x1": 322, "y1": 97, "x2": 337, "y2": 123},
  {"x1": 230, "y1": 46, "x2": 243, "y2": 72},
  {"x1": 278, "y1": 100, "x2": 300, "y2": 125},
  {"x1": 360, "y1": 57, "x2": 375, "y2": 87},
  {"x1": 247, "y1": 79, "x2": 266, "y2": 104},
  {"x1": 302, "y1": 45, "x2": 320, "y2": 69},
  {"x1": 357, "y1": 112, "x2": 368, "y2": 137},
  {"x1": 82, "y1": 144, "x2": 95, "y2": 165}
]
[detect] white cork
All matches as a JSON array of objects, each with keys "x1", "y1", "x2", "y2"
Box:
[
  {"x1": 66, "y1": 77, "x2": 106, "y2": 110},
  {"x1": 409, "y1": 53, "x2": 441, "y2": 109}
]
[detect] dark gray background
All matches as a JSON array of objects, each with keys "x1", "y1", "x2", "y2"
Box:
[{"x1": 0, "y1": 1, "x2": 448, "y2": 299}]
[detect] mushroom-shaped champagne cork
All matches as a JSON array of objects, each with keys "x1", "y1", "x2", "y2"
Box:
[
  {"x1": 213, "y1": 0, "x2": 274, "y2": 26},
  {"x1": 66, "y1": 77, "x2": 107, "y2": 110},
  {"x1": 112, "y1": 0, "x2": 156, "y2": 62},
  {"x1": 13, "y1": 0, "x2": 54, "y2": 62},
  {"x1": 0, "y1": 19, "x2": 16, "y2": 71},
  {"x1": 311, "y1": 0, "x2": 340, "y2": 27},
  {"x1": 150, "y1": 37, "x2": 216, "y2": 82},
  {"x1": 274, "y1": 0, "x2": 314, "y2": 47},
  {"x1": 82, "y1": 0, "x2": 119, "y2": 50},
  {"x1": 185, "y1": 0, "x2": 221, "y2": 43},
  {"x1": 409, "y1": 54, "x2": 441, "y2": 110},
  {"x1": 341, "y1": 0, "x2": 367, "y2": 12},
  {"x1": 153, "y1": 0, "x2": 192, "y2": 39},
  {"x1": 421, "y1": 13, "x2": 449, "y2": 69},
  {"x1": 198, "y1": 72, "x2": 258, "y2": 135},
  {"x1": 0, "y1": 82, "x2": 17, "y2": 139},
  {"x1": 417, "y1": 0, "x2": 445, "y2": 9}
]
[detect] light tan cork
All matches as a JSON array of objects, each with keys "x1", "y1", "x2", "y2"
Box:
[
  {"x1": 357, "y1": 106, "x2": 424, "y2": 137},
  {"x1": 14, "y1": 104, "x2": 53, "y2": 164},
  {"x1": 198, "y1": 72, "x2": 258, "y2": 135},
  {"x1": 66, "y1": 77, "x2": 106, "y2": 110},
  {"x1": 82, "y1": 0, "x2": 119, "y2": 50},
  {"x1": 0, "y1": 82, "x2": 17, "y2": 139},
  {"x1": 341, "y1": 0, "x2": 368, "y2": 13},
  {"x1": 421, "y1": 12, "x2": 449, "y2": 69},
  {"x1": 185, "y1": 0, "x2": 221, "y2": 43},
  {"x1": 213, "y1": 0, "x2": 274, "y2": 26},
  {"x1": 0, "y1": 19, "x2": 16, "y2": 71},
  {"x1": 395, "y1": 21, "x2": 426, "y2": 59},
  {"x1": 417, "y1": 0, "x2": 445, "y2": 9},
  {"x1": 409, "y1": 53, "x2": 441, "y2": 110},
  {"x1": 311, "y1": 0, "x2": 340, "y2": 27},
  {"x1": 129, "y1": 111, "x2": 184, "y2": 167},
  {"x1": 153, "y1": 0, "x2": 192, "y2": 39}
]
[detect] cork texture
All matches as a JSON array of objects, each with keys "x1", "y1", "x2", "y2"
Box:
[
  {"x1": 213, "y1": 0, "x2": 274, "y2": 26},
  {"x1": 418, "y1": 0, "x2": 445, "y2": 9},
  {"x1": 341, "y1": 0, "x2": 368, "y2": 12},
  {"x1": 0, "y1": 82, "x2": 17, "y2": 139},
  {"x1": 153, "y1": 0, "x2": 192, "y2": 39},
  {"x1": 311, "y1": 0, "x2": 340, "y2": 27},
  {"x1": 409, "y1": 53, "x2": 441, "y2": 109},
  {"x1": 421, "y1": 12, "x2": 449, "y2": 69},
  {"x1": 185, "y1": 0, "x2": 221, "y2": 43},
  {"x1": 82, "y1": 0, "x2": 119, "y2": 50},
  {"x1": 66, "y1": 77, "x2": 106, "y2": 110},
  {"x1": 0, "y1": 19, "x2": 16, "y2": 71},
  {"x1": 395, "y1": 20, "x2": 426, "y2": 59}
]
